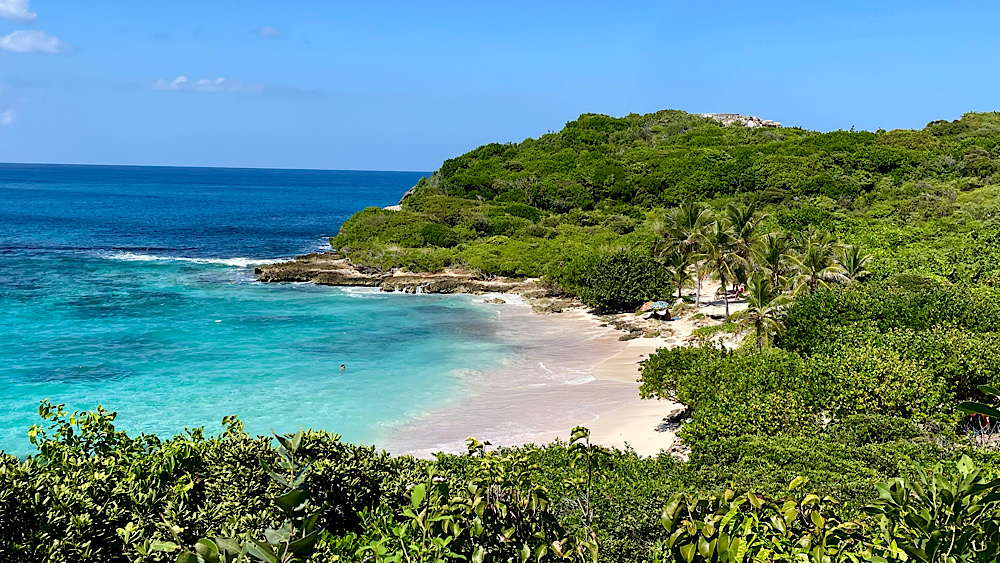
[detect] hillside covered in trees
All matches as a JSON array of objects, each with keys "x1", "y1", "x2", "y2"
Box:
[{"x1": 332, "y1": 110, "x2": 1000, "y2": 298}]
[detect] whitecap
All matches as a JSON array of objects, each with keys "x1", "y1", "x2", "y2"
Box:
[
  {"x1": 339, "y1": 287, "x2": 386, "y2": 298},
  {"x1": 103, "y1": 251, "x2": 278, "y2": 268}
]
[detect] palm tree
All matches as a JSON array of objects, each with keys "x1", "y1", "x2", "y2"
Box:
[
  {"x1": 655, "y1": 201, "x2": 713, "y2": 305},
  {"x1": 704, "y1": 218, "x2": 747, "y2": 316},
  {"x1": 838, "y1": 244, "x2": 873, "y2": 284},
  {"x1": 753, "y1": 232, "x2": 794, "y2": 289},
  {"x1": 787, "y1": 229, "x2": 848, "y2": 294},
  {"x1": 726, "y1": 202, "x2": 765, "y2": 263},
  {"x1": 728, "y1": 275, "x2": 792, "y2": 351},
  {"x1": 662, "y1": 250, "x2": 694, "y2": 300},
  {"x1": 790, "y1": 226, "x2": 834, "y2": 254}
]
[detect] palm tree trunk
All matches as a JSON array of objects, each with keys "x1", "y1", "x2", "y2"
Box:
[
  {"x1": 721, "y1": 275, "x2": 729, "y2": 317},
  {"x1": 696, "y1": 265, "x2": 702, "y2": 307}
]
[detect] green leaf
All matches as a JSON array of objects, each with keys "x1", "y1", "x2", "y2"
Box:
[
  {"x1": 978, "y1": 385, "x2": 1000, "y2": 397},
  {"x1": 288, "y1": 530, "x2": 320, "y2": 555},
  {"x1": 245, "y1": 540, "x2": 278, "y2": 563},
  {"x1": 788, "y1": 476, "x2": 809, "y2": 492},
  {"x1": 274, "y1": 488, "x2": 308, "y2": 514},
  {"x1": 957, "y1": 402, "x2": 1000, "y2": 419},
  {"x1": 214, "y1": 538, "x2": 243, "y2": 555},
  {"x1": 194, "y1": 539, "x2": 221, "y2": 563},
  {"x1": 275, "y1": 432, "x2": 295, "y2": 454},
  {"x1": 175, "y1": 553, "x2": 198, "y2": 563},
  {"x1": 302, "y1": 512, "x2": 321, "y2": 534},
  {"x1": 264, "y1": 524, "x2": 291, "y2": 546},
  {"x1": 151, "y1": 540, "x2": 181, "y2": 552},
  {"x1": 267, "y1": 471, "x2": 291, "y2": 489},
  {"x1": 810, "y1": 511, "x2": 825, "y2": 529},
  {"x1": 411, "y1": 483, "x2": 427, "y2": 508},
  {"x1": 697, "y1": 535, "x2": 713, "y2": 559},
  {"x1": 292, "y1": 466, "x2": 310, "y2": 489},
  {"x1": 679, "y1": 542, "x2": 697, "y2": 563}
]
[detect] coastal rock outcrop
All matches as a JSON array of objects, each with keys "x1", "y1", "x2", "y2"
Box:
[
  {"x1": 255, "y1": 253, "x2": 557, "y2": 296},
  {"x1": 255, "y1": 253, "x2": 384, "y2": 286},
  {"x1": 529, "y1": 298, "x2": 576, "y2": 314}
]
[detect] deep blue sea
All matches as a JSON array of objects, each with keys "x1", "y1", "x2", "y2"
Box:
[{"x1": 0, "y1": 164, "x2": 524, "y2": 456}]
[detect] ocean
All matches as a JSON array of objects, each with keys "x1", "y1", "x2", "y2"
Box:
[
  {"x1": 0, "y1": 164, "x2": 526, "y2": 456},
  {"x1": 0, "y1": 163, "x2": 640, "y2": 458}
]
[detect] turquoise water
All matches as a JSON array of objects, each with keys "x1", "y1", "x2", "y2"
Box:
[{"x1": 0, "y1": 165, "x2": 513, "y2": 456}]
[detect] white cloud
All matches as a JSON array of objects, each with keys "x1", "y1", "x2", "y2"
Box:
[
  {"x1": 254, "y1": 26, "x2": 282, "y2": 38},
  {"x1": 0, "y1": 109, "x2": 15, "y2": 125},
  {"x1": 0, "y1": 30, "x2": 66, "y2": 53},
  {"x1": 0, "y1": 0, "x2": 36, "y2": 22},
  {"x1": 153, "y1": 76, "x2": 264, "y2": 93}
]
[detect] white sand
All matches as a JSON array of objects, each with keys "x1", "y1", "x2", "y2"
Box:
[
  {"x1": 524, "y1": 311, "x2": 705, "y2": 457},
  {"x1": 382, "y1": 279, "x2": 745, "y2": 459},
  {"x1": 508, "y1": 280, "x2": 745, "y2": 457}
]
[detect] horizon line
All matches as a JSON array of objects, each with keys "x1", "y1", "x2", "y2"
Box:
[{"x1": 0, "y1": 161, "x2": 433, "y2": 175}]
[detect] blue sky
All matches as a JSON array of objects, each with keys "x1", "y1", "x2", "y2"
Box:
[{"x1": 0, "y1": 1, "x2": 998, "y2": 171}]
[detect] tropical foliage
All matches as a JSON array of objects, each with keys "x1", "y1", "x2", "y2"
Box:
[{"x1": 2, "y1": 403, "x2": 999, "y2": 562}]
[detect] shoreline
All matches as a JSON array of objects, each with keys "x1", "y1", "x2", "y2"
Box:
[
  {"x1": 256, "y1": 251, "x2": 742, "y2": 459},
  {"x1": 373, "y1": 284, "x2": 740, "y2": 459}
]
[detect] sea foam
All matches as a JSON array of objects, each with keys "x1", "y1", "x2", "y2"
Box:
[{"x1": 104, "y1": 251, "x2": 277, "y2": 268}]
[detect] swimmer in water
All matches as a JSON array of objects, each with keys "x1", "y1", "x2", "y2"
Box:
[{"x1": 340, "y1": 364, "x2": 346, "y2": 370}]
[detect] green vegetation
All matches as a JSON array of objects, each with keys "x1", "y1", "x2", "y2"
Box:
[
  {"x1": 5, "y1": 109, "x2": 1000, "y2": 560},
  {"x1": 329, "y1": 110, "x2": 1000, "y2": 312},
  {"x1": 326, "y1": 109, "x2": 1000, "y2": 558},
  {"x1": 2, "y1": 404, "x2": 999, "y2": 562}
]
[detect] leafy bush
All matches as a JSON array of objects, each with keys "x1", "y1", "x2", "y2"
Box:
[
  {"x1": 419, "y1": 223, "x2": 458, "y2": 248},
  {"x1": 332, "y1": 208, "x2": 429, "y2": 249},
  {"x1": 864, "y1": 455, "x2": 1000, "y2": 562},
  {"x1": 560, "y1": 250, "x2": 673, "y2": 312},
  {"x1": 652, "y1": 478, "x2": 866, "y2": 562}
]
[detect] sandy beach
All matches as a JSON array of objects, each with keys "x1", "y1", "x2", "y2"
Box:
[
  {"x1": 524, "y1": 293, "x2": 738, "y2": 457},
  {"x1": 528, "y1": 324, "x2": 680, "y2": 457},
  {"x1": 383, "y1": 281, "x2": 744, "y2": 458}
]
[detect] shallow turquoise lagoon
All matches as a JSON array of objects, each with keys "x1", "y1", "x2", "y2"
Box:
[
  {"x1": 0, "y1": 255, "x2": 512, "y2": 456},
  {"x1": 0, "y1": 165, "x2": 513, "y2": 456}
]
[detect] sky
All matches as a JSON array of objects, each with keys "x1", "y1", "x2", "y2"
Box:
[{"x1": 0, "y1": 0, "x2": 998, "y2": 171}]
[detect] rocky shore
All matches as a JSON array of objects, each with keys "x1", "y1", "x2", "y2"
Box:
[
  {"x1": 255, "y1": 252, "x2": 561, "y2": 296},
  {"x1": 255, "y1": 252, "x2": 737, "y2": 342}
]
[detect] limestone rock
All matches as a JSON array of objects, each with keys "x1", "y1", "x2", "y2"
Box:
[
  {"x1": 700, "y1": 113, "x2": 782, "y2": 128},
  {"x1": 530, "y1": 298, "x2": 574, "y2": 314}
]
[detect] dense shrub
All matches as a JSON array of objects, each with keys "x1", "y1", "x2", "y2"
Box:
[
  {"x1": 331, "y1": 207, "x2": 429, "y2": 249},
  {"x1": 418, "y1": 222, "x2": 458, "y2": 247},
  {"x1": 555, "y1": 250, "x2": 673, "y2": 312},
  {"x1": 0, "y1": 404, "x2": 420, "y2": 563}
]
